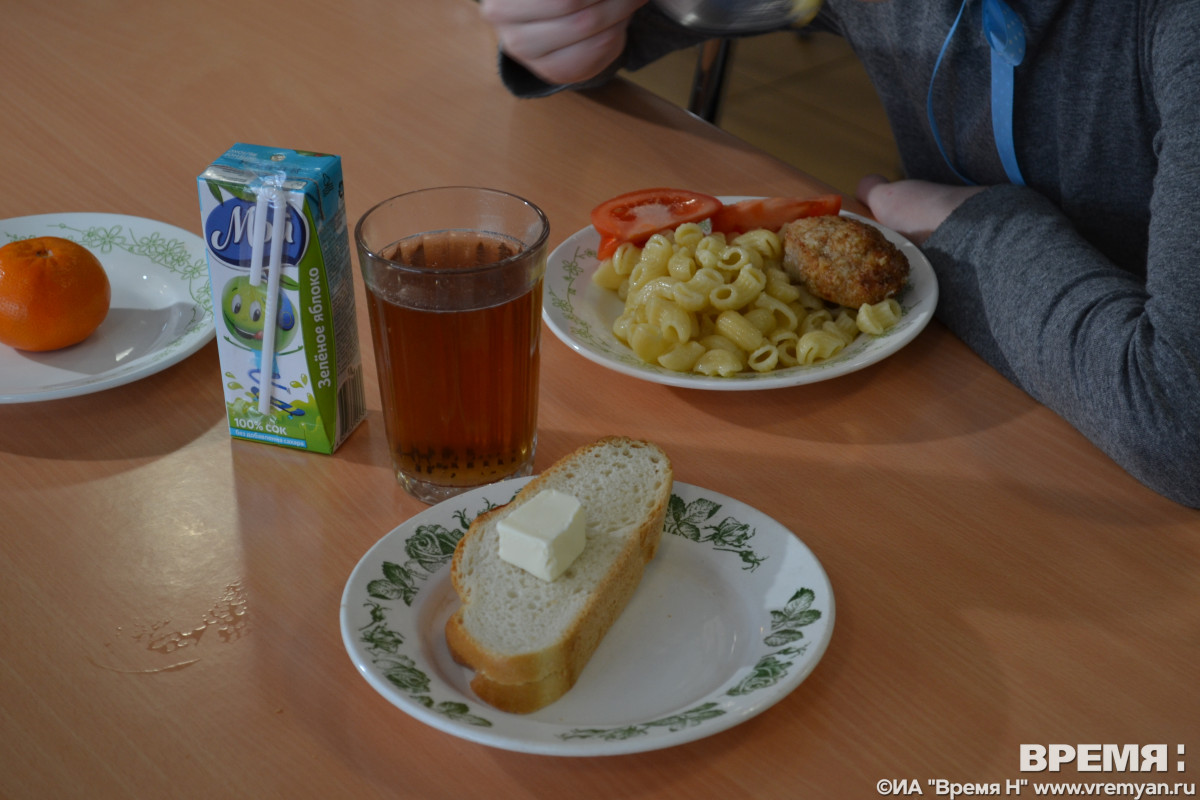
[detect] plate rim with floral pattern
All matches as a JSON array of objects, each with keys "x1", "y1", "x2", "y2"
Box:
[
  {"x1": 0, "y1": 212, "x2": 213, "y2": 403},
  {"x1": 541, "y1": 201, "x2": 938, "y2": 390},
  {"x1": 339, "y1": 477, "x2": 835, "y2": 756}
]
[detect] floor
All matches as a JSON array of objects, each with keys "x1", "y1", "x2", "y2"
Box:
[{"x1": 621, "y1": 31, "x2": 902, "y2": 196}]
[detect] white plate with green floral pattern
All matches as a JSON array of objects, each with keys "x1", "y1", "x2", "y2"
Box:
[
  {"x1": 541, "y1": 205, "x2": 937, "y2": 390},
  {"x1": 340, "y1": 477, "x2": 834, "y2": 756},
  {"x1": 0, "y1": 213, "x2": 213, "y2": 403}
]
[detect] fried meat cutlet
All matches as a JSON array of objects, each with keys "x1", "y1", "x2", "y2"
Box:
[{"x1": 781, "y1": 215, "x2": 909, "y2": 308}]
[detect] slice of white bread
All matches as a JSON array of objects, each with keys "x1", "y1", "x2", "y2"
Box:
[{"x1": 445, "y1": 436, "x2": 674, "y2": 713}]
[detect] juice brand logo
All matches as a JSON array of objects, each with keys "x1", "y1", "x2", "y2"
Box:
[{"x1": 205, "y1": 196, "x2": 308, "y2": 269}]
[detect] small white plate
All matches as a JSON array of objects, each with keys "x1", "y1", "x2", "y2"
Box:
[
  {"x1": 0, "y1": 213, "x2": 214, "y2": 403},
  {"x1": 542, "y1": 204, "x2": 937, "y2": 390},
  {"x1": 340, "y1": 478, "x2": 834, "y2": 756}
]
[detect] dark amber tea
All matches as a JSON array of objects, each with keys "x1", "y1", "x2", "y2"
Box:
[
  {"x1": 365, "y1": 230, "x2": 542, "y2": 497},
  {"x1": 356, "y1": 188, "x2": 549, "y2": 503}
]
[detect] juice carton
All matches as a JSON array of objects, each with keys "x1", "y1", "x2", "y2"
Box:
[{"x1": 198, "y1": 144, "x2": 365, "y2": 453}]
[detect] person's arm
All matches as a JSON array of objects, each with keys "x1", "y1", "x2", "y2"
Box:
[
  {"x1": 481, "y1": 0, "x2": 650, "y2": 94},
  {"x1": 484, "y1": 0, "x2": 727, "y2": 97},
  {"x1": 892, "y1": 7, "x2": 1200, "y2": 507}
]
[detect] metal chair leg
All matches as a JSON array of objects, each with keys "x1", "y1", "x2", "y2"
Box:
[{"x1": 687, "y1": 38, "x2": 732, "y2": 123}]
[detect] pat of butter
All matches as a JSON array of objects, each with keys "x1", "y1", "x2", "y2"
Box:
[{"x1": 497, "y1": 489, "x2": 586, "y2": 581}]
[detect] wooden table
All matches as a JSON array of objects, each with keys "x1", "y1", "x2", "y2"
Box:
[{"x1": 2, "y1": 1, "x2": 1196, "y2": 797}]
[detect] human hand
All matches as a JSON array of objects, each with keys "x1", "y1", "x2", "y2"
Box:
[
  {"x1": 855, "y1": 174, "x2": 984, "y2": 245},
  {"x1": 480, "y1": 0, "x2": 650, "y2": 86}
]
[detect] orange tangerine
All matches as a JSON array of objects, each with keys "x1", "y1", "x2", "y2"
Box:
[{"x1": 0, "y1": 236, "x2": 111, "y2": 351}]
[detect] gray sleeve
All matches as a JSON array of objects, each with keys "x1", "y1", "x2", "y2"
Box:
[
  {"x1": 921, "y1": 3, "x2": 1200, "y2": 507},
  {"x1": 496, "y1": 51, "x2": 622, "y2": 98}
]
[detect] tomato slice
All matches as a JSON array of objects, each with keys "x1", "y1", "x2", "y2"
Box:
[
  {"x1": 596, "y1": 234, "x2": 620, "y2": 261},
  {"x1": 591, "y1": 188, "x2": 723, "y2": 246},
  {"x1": 709, "y1": 194, "x2": 843, "y2": 235}
]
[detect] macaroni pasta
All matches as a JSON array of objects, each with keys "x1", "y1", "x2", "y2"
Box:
[{"x1": 595, "y1": 224, "x2": 903, "y2": 376}]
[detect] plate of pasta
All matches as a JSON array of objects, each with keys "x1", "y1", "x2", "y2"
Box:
[{"x1": 542, "y1": 203, "x2": 937, "y2": 390}]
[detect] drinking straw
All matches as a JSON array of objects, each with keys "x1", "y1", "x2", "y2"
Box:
[
  {"x1": 248, "y1": 187, "x2": 271, "y2": 287},
  {"x1": 257, "y1": 185, "x2": 287, "y2": 415}
]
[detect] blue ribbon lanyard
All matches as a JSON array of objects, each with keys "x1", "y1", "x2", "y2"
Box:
[{"x1": 927, "y1": 0, "x2": 1027, "y2": 186}]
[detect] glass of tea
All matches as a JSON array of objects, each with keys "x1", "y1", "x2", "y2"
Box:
[{"x1": 355, "y1": 187, "x2": 549, "y2": 504}]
